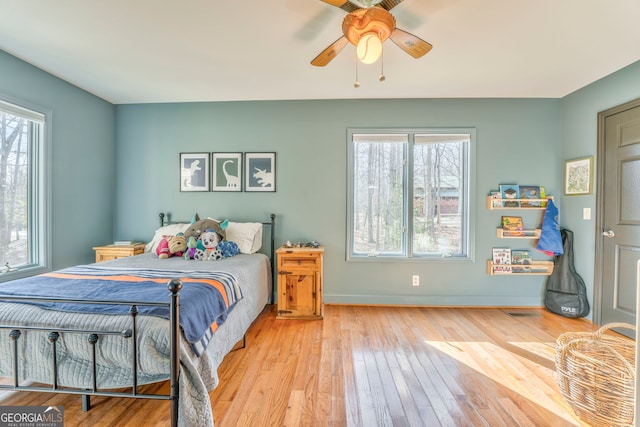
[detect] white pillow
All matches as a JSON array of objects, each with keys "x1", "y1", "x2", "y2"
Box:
[
  {"x1": 210, "y1": 218, "x2": 262, "y2": 254},
  {"x1": 145, "y1": 223, "x2": 190, "y2": 253}
]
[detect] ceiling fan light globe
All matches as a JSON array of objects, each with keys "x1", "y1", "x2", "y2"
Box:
[{"x1": 357, "y1": 32, "x2": 382, "y2": 64}]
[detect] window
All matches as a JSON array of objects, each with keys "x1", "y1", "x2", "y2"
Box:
[
  {"x1": 347, "y1": 128, "x2": 473, "y2": 260},
  {"x1": 0, "y1": 98, "x2": 49, "y2": 279}
]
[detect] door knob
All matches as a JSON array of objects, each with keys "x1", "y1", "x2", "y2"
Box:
[{"x1": 602, "y1": 230, "x2": 615, "y2": 238}]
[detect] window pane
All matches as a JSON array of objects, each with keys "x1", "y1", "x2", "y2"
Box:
[
  {"x1": 413, "y1": 134, "x2": 468, "y2": 255},
  {"x1": 0, "y1": 110, "x2": 36, "y2": 269},
  {"x1": 352, "y1": 135, "x2": 406, "y2": 255}
]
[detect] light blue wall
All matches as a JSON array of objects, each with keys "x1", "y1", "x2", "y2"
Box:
[
  {"x1": 561, "y1": 60, "x2": 640, "y2": 316},
  {"x1": 0, "y1": 50, "x2": 116, "y2": 268},
  {"x1": 5, "y1": 43, "x2": 637, "y2": 308},
  {"x1": 115, "y1": 99, "x2": 562, "y2": 306}
]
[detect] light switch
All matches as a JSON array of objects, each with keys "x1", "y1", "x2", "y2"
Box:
[{"x1": 583, "y1": 208, "x2": 591, "y2": 220}]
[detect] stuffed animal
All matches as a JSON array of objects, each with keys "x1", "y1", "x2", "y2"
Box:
[
  {"x1": 183, "y1": 218, "x2": 241, "y2": 261},
  {"x1": 184, "y1": 218, "x2": 228, "y2": 241},
  {"x1": 201, "y1": 230, "x2": 220, "y2": 249},
  {"x1": 167, "y1": 233, "x2": 187, "y2": 257},
  {"x1": 156, "y1": 233, "x2": 187, "y2": 259},
  {"x1": 155, "y1": 237, "x2": 171, "y2": 259},
  {"x1": 201, "y1": 230, "x2": 222, "y2": 260},
  {"x1": 184, "y1": 236, "x2": 198, "y2": 260},
  {"x1": 218, "y1": 241, "x2": 240, "y2": 258}
]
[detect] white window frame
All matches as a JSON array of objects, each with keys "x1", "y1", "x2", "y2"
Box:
[
  {"x1": 346, "y1": 127, "x2": 475, "y2": 262},
  {"x1": 0, "y1": 96, "x2": 51, "y2": 281}
]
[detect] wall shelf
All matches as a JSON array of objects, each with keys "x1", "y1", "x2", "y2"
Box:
[
  {"x1": 496, "y1": 228, "x2": 541, "y2": 239},
  {"x1": 486, "y1": 196, "x2": 553, "y2": 210},
  {"x1": 487, "y1": 191, "x2": 554, "y2": 276},
  {"x1": 486, "y1": 260, "x2": 554, "y2": 276}
]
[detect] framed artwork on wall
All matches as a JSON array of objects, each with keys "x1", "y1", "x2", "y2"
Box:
[
  {"x1": 564, "y1": 156, "x2": 593, "y2": 195},
  {"x1": 244, "y1": 152, "x2": 276, "y2": 192},
  {"x1": 180, "y1": 152, "x2": 210, "y2": 192},
  {"x1": 212, "y1": 152, "x2": 242, "y2": 192}
]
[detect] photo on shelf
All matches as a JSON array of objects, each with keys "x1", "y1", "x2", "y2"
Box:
[
  {"x1": 519, "y1": 185, "x2": 541, "y2": 207},
  {"x1": 499, "y1": 184, "x2": 520, "y2": 207}
]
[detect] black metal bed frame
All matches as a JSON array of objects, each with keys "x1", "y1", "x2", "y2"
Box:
[{"x1": 0, "y1": 213, "x2": 277, "y2": 427}]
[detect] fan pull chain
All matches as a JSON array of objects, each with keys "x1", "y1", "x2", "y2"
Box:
[
  {"x1": 354, "y1": 50, "x2": 360, "y2": 88},
  {"x1": 379, "y1": 45, "x2": 385, "y2": 82}
]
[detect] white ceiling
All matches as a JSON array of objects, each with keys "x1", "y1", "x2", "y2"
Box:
[{"x1": 1, "y1": 0, "x2": 639, "y2": 104}]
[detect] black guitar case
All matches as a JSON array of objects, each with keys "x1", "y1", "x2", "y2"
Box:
[{"x1": 544, "y1": 228, "x2": 590, "y2": 318}]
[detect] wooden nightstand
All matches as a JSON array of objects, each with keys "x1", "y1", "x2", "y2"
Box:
[
  {"x1": 93, "y1": 243, "x2": 146, "y2": 263},
  {"x1": 276, "y1": 245, "x2": 324, "y2": 319}
]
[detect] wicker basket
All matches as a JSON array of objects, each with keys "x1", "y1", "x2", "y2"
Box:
[{"x1": 555, "y1": 323, "x2": 636, "y2": 427}]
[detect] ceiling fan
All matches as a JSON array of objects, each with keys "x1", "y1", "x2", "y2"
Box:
[{"x1": 311, "y1": 0, "x2": 432, "y2": 67}]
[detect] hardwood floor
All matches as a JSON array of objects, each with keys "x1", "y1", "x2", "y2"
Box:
[{"x1": 0, "y1": 305, "x2": 599, "y2": 426}]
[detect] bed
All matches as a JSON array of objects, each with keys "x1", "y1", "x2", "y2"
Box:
[{"x1": 0, "y1": 213, "x2": 276, "y2": 427}]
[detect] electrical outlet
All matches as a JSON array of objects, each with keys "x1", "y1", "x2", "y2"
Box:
[{"x1": 412, "y1": 275, "x2": 420, "y2": 287}]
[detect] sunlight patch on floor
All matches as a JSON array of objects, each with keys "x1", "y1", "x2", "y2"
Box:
[
  {"x1": 508, "y1": 340, "x2": 556, "y2": 362},
  {"x1": 425, "y1": 340, "x2": 578, "y2": 425}
]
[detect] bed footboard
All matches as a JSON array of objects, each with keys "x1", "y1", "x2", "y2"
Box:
[{"x1": 0, "y1": 279, "x2": 182, "y2": 427}]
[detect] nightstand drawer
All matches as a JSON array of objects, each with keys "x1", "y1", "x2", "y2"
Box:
[{"x1": 278, "y1": 251, "x2": 321, "y2": 270}]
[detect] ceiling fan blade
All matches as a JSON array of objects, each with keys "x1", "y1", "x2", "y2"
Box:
[
  {"x1": 377, "y1": 0, "x2": 405, "y2": 11},
  {"x1": 389, "y1": 28, "x2": 433, "y2": 58},
  {"x1": 320, "y1": 0, "x2": 359, "y2": 12},
  {"x1": 311, "y1": 36, "x2": 350, "y2": 66}
]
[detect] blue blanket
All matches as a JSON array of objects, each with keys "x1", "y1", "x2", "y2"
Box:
[{"x1": 0, "y1": 265, "x2": 242, "y2": 356}]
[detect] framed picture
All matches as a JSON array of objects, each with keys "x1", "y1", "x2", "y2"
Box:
[
  {"x1": 212, "y1": 152, "x2": 242, "y2": 191},
  {"x1": 244, "y1": 152, "x2": 276, "y2": 192},
  {"x1": 180, "y1": 152, "x2": 210, "y2": 192},
  {"x1": 565, "y1": 156, "x2": 593, "y2": 195}
]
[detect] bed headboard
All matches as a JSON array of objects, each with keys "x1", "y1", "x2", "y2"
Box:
[{"x1": 158, "y1": 212, "x2": 277, "y2": 303}]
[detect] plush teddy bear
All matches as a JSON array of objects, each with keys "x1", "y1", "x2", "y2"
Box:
[
  {"x1": 167, "y1": 233, "x2": 187, "y2": 257},
  {"x1": 155, "y1": 237, "x2": 171, "y2": 259},
  {"x1": 156, "y1": 233, "x2": 187, "y2": 259}
]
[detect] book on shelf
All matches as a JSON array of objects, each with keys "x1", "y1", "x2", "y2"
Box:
[
  {"x1": 511, "y1": 249, "x2": 532, "y2": 265},
  {"x1": 492, "y1": 248, "x2": 511, "y2": 265},
  {"x1": 499, "y1": 184, "x2": 520, "y2": 207},
  {"x1": 511, "y1": 265, "x2": 549, "y2": 273},
  {"x1": 519, "y1": 185, "x2": 541, "y2": 207},
  {"x1": 493, "y1": 265, "x2": 513, "y2": 273},
  {"x1": 489, "y1": 190, "x2": 502, "y2": 207},
  {"x1": 501, "y1": 216, "x2": 524, "y2": 236}
]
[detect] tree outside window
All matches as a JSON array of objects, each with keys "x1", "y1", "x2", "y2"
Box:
[
  {"x1": 348, "y1": 129, "x2": 472, "y2": 260},
  {"x1": 0, "y1": 99, "x2": 47, "y2": 276}
]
